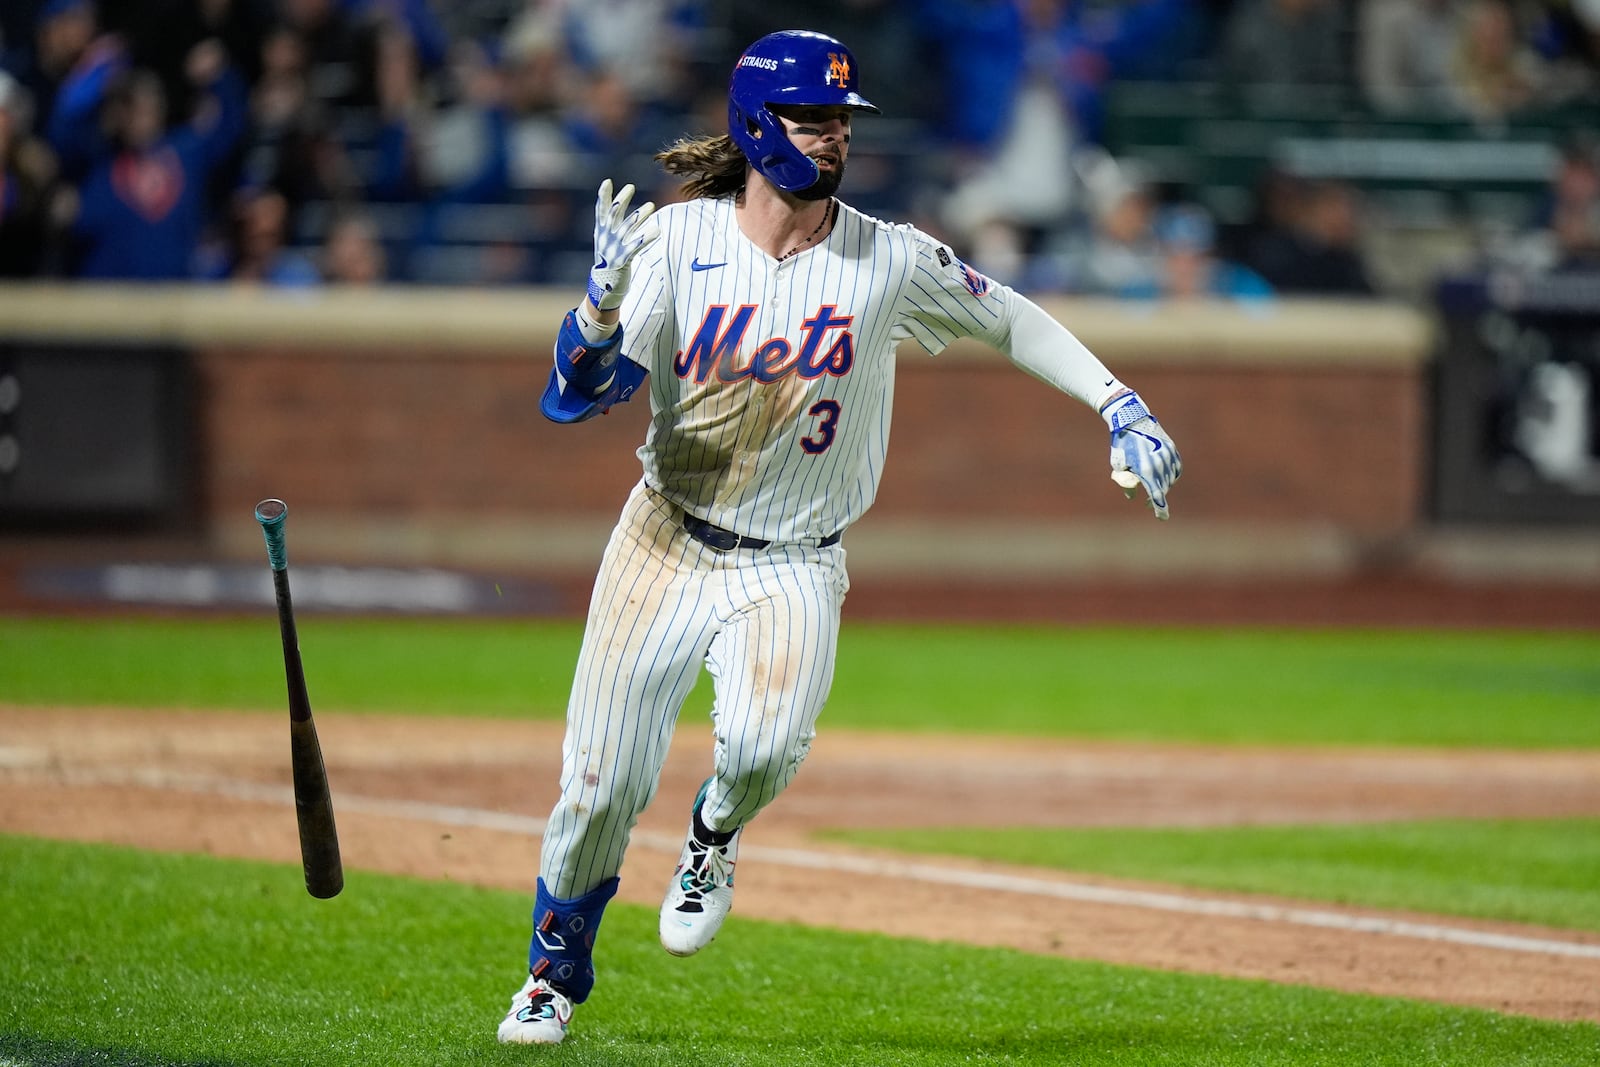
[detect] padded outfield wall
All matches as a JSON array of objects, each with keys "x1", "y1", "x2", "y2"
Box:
[{"x1": 0, "y1": 284, "x2": 1594, "y2": 626}]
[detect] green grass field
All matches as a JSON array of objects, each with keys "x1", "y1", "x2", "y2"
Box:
[
  {"x1": 3, "y1": 835, "x2": 1596, "y2": 1067},
  {"x1": 3, "y1": 617, "x2": 1598, "y2": 746},
  {"x1": 4, "y1": 616, "x2": 1598, "y2": 1063}
]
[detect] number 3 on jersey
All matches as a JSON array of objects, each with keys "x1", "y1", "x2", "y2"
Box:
[{"x1": 801, "y1": 399, "x2": 841, "y2": 454}]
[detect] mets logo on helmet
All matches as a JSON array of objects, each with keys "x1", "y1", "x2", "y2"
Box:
[{"x1": 824, "y1": 52, "x2": 851, "y2": 87}]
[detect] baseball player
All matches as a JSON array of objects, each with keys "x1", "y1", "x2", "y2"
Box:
[{"x1": 497, "y1": 29, "x2": 1181, "y2": 1045}]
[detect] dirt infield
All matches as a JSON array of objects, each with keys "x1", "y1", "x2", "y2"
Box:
[{"x1": 4, "y1": 705, "x2": 1600, "y2": 1024}]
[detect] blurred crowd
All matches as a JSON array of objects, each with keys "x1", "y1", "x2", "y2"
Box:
[{"x1": 1, "y1": 0, "x2": 1597, "y2": 296}]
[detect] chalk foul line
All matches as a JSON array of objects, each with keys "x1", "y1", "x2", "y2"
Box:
[{"x1": 14, "y1": 762, "x2": 1600, "y2": 962}]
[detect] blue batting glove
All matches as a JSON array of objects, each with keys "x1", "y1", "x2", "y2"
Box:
[
  {"x1": 1101, "y1": 390, "x2": 1182, "y2": 521},
  {"x1": 587, "y1": 179, "x2": 659, "y2": 311}
]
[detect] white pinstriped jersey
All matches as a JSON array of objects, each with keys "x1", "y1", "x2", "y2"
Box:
[{"x1": 614, "y1": 195, "x2": 1021, "y2": 542}]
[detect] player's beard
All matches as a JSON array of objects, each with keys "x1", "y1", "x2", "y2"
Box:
[{"x1": 795, "y1": 156, "x2": 844, "y2": 201}]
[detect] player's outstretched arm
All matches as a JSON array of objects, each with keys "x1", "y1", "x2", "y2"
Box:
[
  {"x1": 988, "y1": 292, "x2": 1183, "y2": 519},
  {"x1": 540, "y1": 179, "x2": 660, "y2": 424},
  {"x1": 1100, "y1": 390, "x2": 1182, "y2": 521}
]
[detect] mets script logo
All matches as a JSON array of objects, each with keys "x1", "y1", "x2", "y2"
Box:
[
  {"x1": 825, "y1": 53, "x2": 851, "y2": 88},
  {"x1": 674, "y1": 305, "x2": 855, "y2": 385}
]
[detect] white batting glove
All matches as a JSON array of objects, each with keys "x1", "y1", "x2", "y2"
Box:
[
  {"x1": 587, "y1": 178, "x2": 659, "y2": 312},
  {"x1": 1101, "y1": 391, "x2": 1182, "y2": 521}
]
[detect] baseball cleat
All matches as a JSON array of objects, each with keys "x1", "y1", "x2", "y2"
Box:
[
  {"x1": 496, "y1": 974, "x2": 573, "y2": 1045},
  {"x1": 659, "y1": 783, "x2": 742, "y2": 956}
]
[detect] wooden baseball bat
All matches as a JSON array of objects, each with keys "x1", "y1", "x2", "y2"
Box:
[{"x1": 254, "y1": 498, "x2": 343, "y2": 899}]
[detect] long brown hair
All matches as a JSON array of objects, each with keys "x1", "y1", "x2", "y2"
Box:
[{"x1": 655, "y1": 134, "x2": 748, "y2": 200}]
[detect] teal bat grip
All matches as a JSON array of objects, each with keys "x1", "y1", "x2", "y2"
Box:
[{"x1": 255, "y1": 498, "x2": 290, "y2": 571}]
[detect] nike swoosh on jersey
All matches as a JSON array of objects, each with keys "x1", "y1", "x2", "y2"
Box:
[{"x1": 690, "y1": 259, "x2": 726, "y2": 271}]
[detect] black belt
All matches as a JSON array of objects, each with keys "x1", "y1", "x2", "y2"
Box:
[{"x1": 682, "y1": 513, "x2": 841, "y2": 552}]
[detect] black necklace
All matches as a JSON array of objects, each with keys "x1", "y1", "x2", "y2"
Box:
[{"x1": 777, "y1": 199, "x2": 834, "y2": 261}]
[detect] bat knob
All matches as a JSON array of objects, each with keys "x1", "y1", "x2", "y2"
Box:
[{"x1": 255, "y1": 498, "x2": 290, "y2": 571}]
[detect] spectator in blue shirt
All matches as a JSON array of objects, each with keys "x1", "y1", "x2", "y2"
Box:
[
  {"x1": 197, "y1": 184, "x2": 321, "y2": 285},
  {"x1": 37, "y1": 1, "x2": 126, "y2": 179},
  {"x1": 920, "y1": 0, "x2": 1196, "y2": 153},
  {"x1": 12, "y1": 0, "x2": 107, "y2": 139},
  {"x1": 59, "y1": 39, "x2": 247, "y2": 279},
  {"x1": 1142, "y1": 203, "x2": 1274, "y2": 301}
]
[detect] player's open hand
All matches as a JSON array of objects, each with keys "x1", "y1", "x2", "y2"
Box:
[
  {"x1": 588, "y1": 179, "x2": 659, "y2": 312},
  {"x1": 1101, "y1": 391, "x2": 1182, "y2": 520}
]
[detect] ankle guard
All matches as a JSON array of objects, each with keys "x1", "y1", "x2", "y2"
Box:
[{"x1": 527, "y1": 875, "x2": 619, "y2": 1003}]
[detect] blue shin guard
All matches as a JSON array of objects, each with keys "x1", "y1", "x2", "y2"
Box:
[{"x1": 527, "y1": 876, "x2": 619, "y2": 1003}]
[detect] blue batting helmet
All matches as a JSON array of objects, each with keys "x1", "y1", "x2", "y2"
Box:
[{"x1": 728, "y1": 30, "x2": 879, "y2": 194}]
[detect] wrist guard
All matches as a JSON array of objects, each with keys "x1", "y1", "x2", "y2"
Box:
[{"x1": 540, "y1": 309, "x2": 647, "y2": 423}]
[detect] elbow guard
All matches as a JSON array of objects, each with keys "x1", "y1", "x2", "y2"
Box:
[{"x1": 540, "y1": 309, "x2": 648, "y2": 423}]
